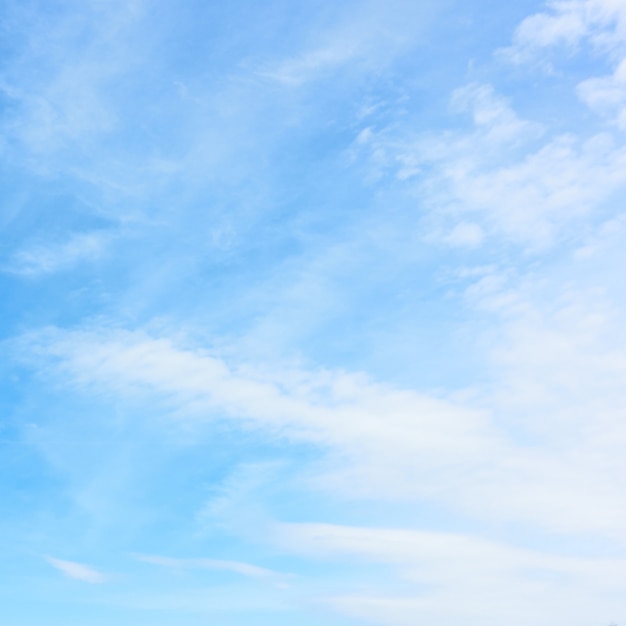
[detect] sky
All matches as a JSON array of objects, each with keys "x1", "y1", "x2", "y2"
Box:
[{"x1": 2, "y1": 0, "x2": 626, "y2": 624}]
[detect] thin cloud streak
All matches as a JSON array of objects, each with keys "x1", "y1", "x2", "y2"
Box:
[
  {"x1": 45, "y1": 556, "x2": 107, "y2": 584},
  {"x1": 134, "y1": 553, "x2": 284, "y2": 580}
]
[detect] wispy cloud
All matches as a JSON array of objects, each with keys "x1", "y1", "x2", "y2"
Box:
[
  {"x1": 14, "y1": 321, "x2": 626, "y2": 539},
  {"x1": 500, "y1": 0, "x2": 626, "y2": 65},
  {"x1": 277, "y1": 523, "x2": 626, "y2": 626},
  {"x1": 257, "y1": 0, "x2": 434, "y2": 86},
  {"x1": 134, "y1": 553, "x2": 285, "y2": 581},
  {"x1": 578, "y1": 57, "x2": 626, "y2": 126},
  {"x1": 5, "y1": 232, "x2": 109, "y2": 277},
  {"x1": 1, "y1": 0, "x2": 145, "y2": 160},
  {"x1": 45, "y1": 556, "x2": 107, "y2": 584},
  {"x1": 354, "y1": 82, "x2": 626, "y2": 249}
]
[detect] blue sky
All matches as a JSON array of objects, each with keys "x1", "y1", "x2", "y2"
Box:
[{"x1": 2, "y1": 0, "x2": 626, "y2": 624}]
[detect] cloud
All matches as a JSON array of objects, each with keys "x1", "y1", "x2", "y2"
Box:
[
  {"x1": 354, "y1": 83, "x2": 626, "y2": 249},
  {"x1": 578, "y1": 56, "x2": 626, "y2": 127},
  {"x1": 13, "y1": 318, "x2": 626, "y2": 540},
  {"x1": 134, "y1": 553, "x2": 285, "y2": 581},
  {"x1": 449, "y1": 83, "x2": 538, "y2": 143},
  {"x1": 16, "y1": 326, "x2": 494, "y2": 459},
  {"x1": 1, "y1": 0, "x2": 145, "y2": 161},
  {"x1": 259, "y1": 38, "x2": 366, "y2": 86},
  {"x1": 275, "y1": 522, "x2": 626, "y2": 626},
  {"x1": 14, "y1": 327, "x2": 497, "y2": 509},
  {"x1": 257, "y1": 0, "x2": 435, "y2": 86},
  {"x1": 443, "y1": 222, "x2": 484, "y2": 247},
  {"x1": 45, "y1": 556, "x2": 107, "y2": 583},
  {"x1": 5, "y1": 232, "x2": 109, "y2": 277},
  {"x1": 500, "y1": 0, "x2": 626, "y2": 64}
]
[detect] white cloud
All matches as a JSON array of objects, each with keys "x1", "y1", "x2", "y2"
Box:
[
  {"x1": 355, "y1": 83, "x2": 626, "y2": 249},
  {"x1": 45, "y1": 556, "x2": 107, "y2": 584},
  {"x1": 257, "y1": 0, "x2": 435, "y2": 86},
  {"x1": 578, "y1": 56, "x2": 626, "y2": 126},
  {"x1": 443, "y1": 221, "x2": 484, "y2": 248},
  {"x1": 134, "y1": 553, "x2": 283, "y2": 580},
  {"x1": 449, "y1": 83, "x2": 538, "y2": 144},
  {"x1": 17, "y1": 326, "x2": 494, "y2": 459},
  {"x1": 6, "y1": 232, "x2": 109, "y2": 277},
  {"x1": 0, "y1": 0, "x2": 145, "y2": 161},
  {"x1": 259, "y1": 39, "x2": 365, "y2": 86},
  {"x1": 14, "y1": 317, "x2": 626, "y2": 540},
  {"x1": 275, "y1": 522, "x2": 626, "y2": 626},
  {"x1": 501, "y1": 0, "x2": 626, "y2": 64}
]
